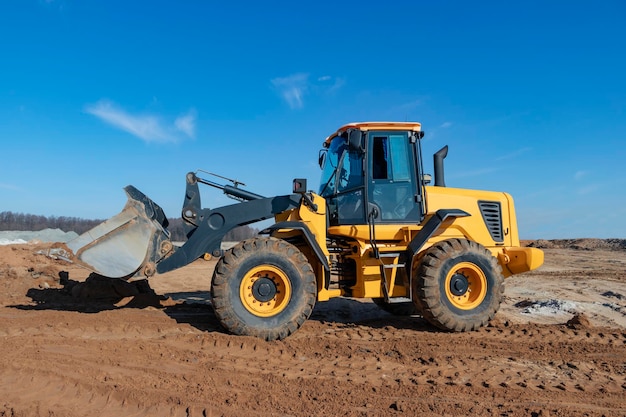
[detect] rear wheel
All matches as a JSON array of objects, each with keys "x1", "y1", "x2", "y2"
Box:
[
  {"x1": 413, "y1": 239, "x2": 503, "y2": 331},
  {"x1": 211, "y1": 237, "x2": 316, "y2": 341}
]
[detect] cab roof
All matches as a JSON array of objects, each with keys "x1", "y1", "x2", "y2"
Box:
[{"x1": 324, "y1": 122, "x2": 422, "y2": 145}]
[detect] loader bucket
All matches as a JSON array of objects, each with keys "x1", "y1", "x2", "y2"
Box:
[{"x1": 50, "y1": 185, "x2": 172, "y2": 279}]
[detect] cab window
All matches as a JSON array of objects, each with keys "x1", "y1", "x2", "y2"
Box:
[{"x1": 369, "y1": 133, "x2": 420, "y2": 221}]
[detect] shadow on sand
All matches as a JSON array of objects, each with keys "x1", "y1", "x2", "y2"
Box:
[{"x1": 11, "y1": 270, "x2": 436, "y2": 335}]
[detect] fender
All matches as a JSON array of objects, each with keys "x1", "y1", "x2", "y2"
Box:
[
  {"x1": 405, "y1": 208, "x2": 470, "y2": 282},
  {"x1": 260, "y1": 221, "x2": 331, "y2": 288}
]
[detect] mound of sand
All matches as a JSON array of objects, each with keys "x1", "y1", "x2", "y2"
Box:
[{"x1": 0, "y1": 229, "x2": 78, "y2": 246}]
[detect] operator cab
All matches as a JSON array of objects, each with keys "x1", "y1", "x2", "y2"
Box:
[{"x1": 318, "y1": 122, "x2": 427, "y2": 226}]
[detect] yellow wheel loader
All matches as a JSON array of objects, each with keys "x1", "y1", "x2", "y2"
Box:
[{"x1": 51, "y1": 122, "x2": 544, "y2": 341}]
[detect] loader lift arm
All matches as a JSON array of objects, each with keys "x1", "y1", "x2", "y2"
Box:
[
  {"x1": 155, "y1": 172, "x2": 302, "y2": 275},
  {"x1": 50, "y1": 171, "x2": 301, "y2": 279}
]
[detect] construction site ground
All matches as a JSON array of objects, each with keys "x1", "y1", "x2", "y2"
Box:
[{"x1": 0, "y1": 239, "x2": 625, "y2": 417}]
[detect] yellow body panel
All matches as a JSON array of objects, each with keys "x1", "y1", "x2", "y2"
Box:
[
  {"x1": 502, "y1": 247, "x2": 545, "y2": 276},
  {"x1": 273, "y1": 194, "x2": 336, "y2": 301},
  {"x1": 325, "y1": 186, "x2": 518, "y2": 245},
  {"x1": 425, "y1": 185, "x2": 519, "y2": 246},
  {"x1": 320, "y1": 185, "x2": 543, "y2": 299},
  {"x1": 349, "y1": 249, "x2": 408, "y2": 298}
]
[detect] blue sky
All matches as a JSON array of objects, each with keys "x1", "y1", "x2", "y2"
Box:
[{"x1": 1, "y1": 1, "x2": 625, "y2": 239}]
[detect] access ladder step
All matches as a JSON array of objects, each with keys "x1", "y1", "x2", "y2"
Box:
[
  {"x1": 386, "y1": 297, "x2": 412, "y2": 304},
  {"x1": 378, "y1": 253, "x2": 405, "y2": 268}
]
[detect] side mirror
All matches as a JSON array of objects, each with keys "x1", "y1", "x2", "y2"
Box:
[{"x1": 318, "y1": 149, "x2": 327, "y2": 169}]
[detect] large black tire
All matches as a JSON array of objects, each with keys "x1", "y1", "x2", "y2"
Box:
[
  {"x1": 413, "y1": 239, "x2": 504, "y2": 332},
  {"x1": 371, "y1": 298, "x2": 419, "y2": 316},
  {"x1": 211, "y1": 237, "x2": 317, "y2": 341}
]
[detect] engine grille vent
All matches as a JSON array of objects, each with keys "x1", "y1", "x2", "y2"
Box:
[{"x1": 478, "y1": 201, "x2": 503, "y2": 243}]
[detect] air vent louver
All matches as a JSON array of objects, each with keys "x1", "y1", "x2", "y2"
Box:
[{"x1": 478, "y1": 201, "x2": 503, "y2": 242}]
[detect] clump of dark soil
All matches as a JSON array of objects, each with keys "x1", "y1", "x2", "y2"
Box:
[{"x1": 566, "y1": 313, "x2": 592, "y2": 329}]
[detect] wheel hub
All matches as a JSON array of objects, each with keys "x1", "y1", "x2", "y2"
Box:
[
  {"x1": 449, "y1": 273, "x2": 469, "y2": 296},
  {"x1": 251, "y1": 276, "x2": 277, "y2": 302},
  {"x1": 240, "y1": 265, "x2": 292, "y2": 318}
]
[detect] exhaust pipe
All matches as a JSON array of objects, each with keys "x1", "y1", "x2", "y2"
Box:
[{"x1": 433, "y1": 145, "x2": 448, "y2": 187}]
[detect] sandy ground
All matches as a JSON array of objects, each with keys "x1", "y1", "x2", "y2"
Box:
[{"x1": 0, "y1": 241, "x2": 625, "y2": 416}]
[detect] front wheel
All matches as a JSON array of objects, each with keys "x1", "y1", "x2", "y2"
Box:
[
  {"x1": 413, "y1": 239, "x2": 504, "y2": 332},
  {"x1": 211, "y1": 237, "x2": 317, "y2": 341}
]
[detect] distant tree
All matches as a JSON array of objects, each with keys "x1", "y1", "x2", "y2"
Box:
[
  {"x1": 166, "y1": 218, "x2": 186, "y2": 242},
  {"x1": 0, "y1": 211, "x2": 103, "y2": 234},
  {"x1": 0, "y1": 211, "x2": 260, "y2": 243},
  {"x1": 224, "y1": 225, "x2": 259, "y2": 242}
]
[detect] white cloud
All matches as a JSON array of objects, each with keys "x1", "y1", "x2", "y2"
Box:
[
  {"x1": 0, "y1": 183, "x2": 20, "y2": 191},
  {"x1": 271, "y1": 73, "x2": 346, "y2": 109},
  {"x1": 574, "y1": 170, "x2": 588, "y2": 180},
  {"x1": 41, "y1": 0, "x2": 66, "y2": 11},
  {"x1": 271, "y1": 73, "x2": 309, "y2": 109},
  {"x1": 577, "y1": 184, "x2": 600, "y2": 195},
  {"x1": 85, "y1": 100, "x2": 196, "y2": 144},
  {"x1": 175, "y1": 110, "x2": 197, "y2": 138},
  {"x1": 317, "y1": 75, "x2": 345, "y2": 94},
  {"x1": 440, "y1": 121, "x2": 452, "y2": 128},
  {"x1": 495, "y1": 147, "x2": 532, "y2": 161}
]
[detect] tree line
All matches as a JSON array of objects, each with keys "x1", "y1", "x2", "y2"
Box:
[{"x1": 0, "y1": 211, "x2": 258, "y2": 242}]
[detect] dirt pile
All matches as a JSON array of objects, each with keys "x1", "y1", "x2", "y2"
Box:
[
  {"x1": 524, "y1": 238, "x2": 626, "y2": 251},
  {"x1": 0, "y1": 241, "x2": 625, "y2": 416},
  {"x1": 0, "y1": 228, "x2": 78, "y2": 245}
]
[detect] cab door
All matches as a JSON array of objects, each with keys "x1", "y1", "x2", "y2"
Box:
[{"x1": 367, "y1": 132, "x2": 424, "y2": 223}]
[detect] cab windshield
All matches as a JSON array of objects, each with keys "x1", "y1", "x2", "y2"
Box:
[{"x1": 318, "y1": 136, "x2": 349, "y2": 197}]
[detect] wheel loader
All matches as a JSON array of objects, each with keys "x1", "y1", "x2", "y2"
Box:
[{"x1": 49, "y1": 122, "x2": 544, "y2": 341}]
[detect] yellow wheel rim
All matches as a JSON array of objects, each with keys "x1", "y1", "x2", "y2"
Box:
[
  {"x1": 444, "y1": 262, "x2": 488, "y2": 310},
  {"x1": 239, "y1": 265, "x2": 292, "y2": 317}
]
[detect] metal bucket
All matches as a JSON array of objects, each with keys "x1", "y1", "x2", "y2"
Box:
[{"x1": 49, "y1": 186, "x2": 172, "y2": 279}]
